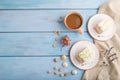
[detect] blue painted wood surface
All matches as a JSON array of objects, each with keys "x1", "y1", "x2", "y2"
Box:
[
  {"x1": 0, "y1": 0, "x2": 107, "y2": 9},
  {"x1": 0, "y1": 10, "x2": 97, "y2": 32},
  {"x1": 0, "y1": 32, "x2": 92, "y2": 56},
  {"x1": 0, "y1": 57, "x2": 84, "y2": 80},
  {"x1": 0, "y1": 0, "x2": 107, "y2": 80}
]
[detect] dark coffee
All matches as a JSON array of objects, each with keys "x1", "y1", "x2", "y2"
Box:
[{"x1": 66, "y1": 14, "x2": 82, "y2": 29}]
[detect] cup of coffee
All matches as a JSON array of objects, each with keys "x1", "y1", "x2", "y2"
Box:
[{"x1": 64, "y1": 12, "x2": 84, "y2": 34}]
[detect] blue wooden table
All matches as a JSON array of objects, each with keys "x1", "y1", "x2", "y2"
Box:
[{"x1": 0, "y1": 0, "x2": 107, "y2": 80}]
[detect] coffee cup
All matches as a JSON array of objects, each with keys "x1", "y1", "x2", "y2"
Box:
[{"x1": 64, "y1": 12, "x2": 84, "y2": 34}]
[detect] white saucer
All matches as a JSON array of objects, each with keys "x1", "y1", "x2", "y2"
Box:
[
  {"x1": 70, "y1": 40, "x2": 99, "y2": 70},
  {"x1": 88, "y1": 14, "x2": 116, "y2": 41}
]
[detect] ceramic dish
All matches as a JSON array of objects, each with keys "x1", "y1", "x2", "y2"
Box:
[
  {"x1": 70, "y1": 40, "x2": 99, "y2": 70},
  {"x1": 88, "y1": 14, "x2": 116, "y2": 41}
]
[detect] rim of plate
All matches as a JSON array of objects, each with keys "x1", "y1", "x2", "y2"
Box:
[
  {"x1": 88, "y1": 14, "x2": 116, "y2": 41},
  {"x1": 70, "y1": 40, "x2": 99, "y2": 70}
]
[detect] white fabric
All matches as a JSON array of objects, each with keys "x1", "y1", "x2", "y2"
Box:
[{"x1": 82, "y1": 0, "x2": 120, "y2": 80}]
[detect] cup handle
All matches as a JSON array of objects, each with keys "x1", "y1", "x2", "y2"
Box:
[{"x1": 78, "y1": 28, "x2": 84, "y2": 34}]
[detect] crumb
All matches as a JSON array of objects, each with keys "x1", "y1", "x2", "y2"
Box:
[
  {"x1": 57, "y1": 19, "x2": 63, "y2": 23},
  {"x1": 61, "y1": 55, "x2": 67, "y2": 60},
  {"x1": 53, "y1": 58, "x2": 58, "y2": 62},
  {"x1": 64, "y1": 72, "x2": 69, "y2": 76},
  {"x1": 71, "y1": 70, "x2": 77, "y2": 75},
  {"x1": 59, "y1": 74, "x2": 64, "y2": 77},
  {"x1": 54, "y1": 72, "x2": 58, "y2": 75},
  {"x1": 57, "y1": 31, "x2": 61, "y2": 35},
  {"x1": 47, "y1": 70, "x2": 52, "y2": 74},
  {"x1": 54, "y1": 66, "x2": 58, "y2": 70},
  {"x1": 59, "y1": 16, "x2": 64, "y2": 19},
  {"x1": 62, "y1": 62, "x2": 68, "y2": 68},
  {"x1": 53, "y1": 31, "x2": 57, "y2": 34},
  {"x1": 55, "y1": 37, "x2": 58, "y2": 41},
  {"x1": 52, "y1": 44, "x2": 56, "y2": 48},
  {"x1": 58, "y1": 68, "x2": 62, "y2": 72}
]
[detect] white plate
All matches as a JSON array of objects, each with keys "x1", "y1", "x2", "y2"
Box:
[
  {"x1": 70, "y1": 40, "x2": 99, "y2": 70},
  {"x1": 88, "y1": 14, "x2": 116, "y2": 41}
]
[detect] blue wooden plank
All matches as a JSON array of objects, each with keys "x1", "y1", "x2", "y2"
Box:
[
  {"x1": 0, "y1": 57, "x2": 84, "y2": 80},
  {"x1": 0, "y1": 10, "x2": 97, "y2": 32},
  {"x1": 0, "y1": 0, "x2": 107, "y2": 9},
  {"x1": 0, "y1": 32, "x2": 92, "y2": 56}
]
